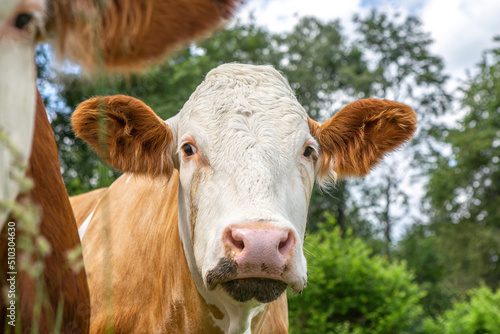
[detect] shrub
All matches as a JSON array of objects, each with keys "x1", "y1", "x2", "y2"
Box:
[
  {"x1": 424, "y1": 285, "x2": 500, "y2": 333},
  {"x1": 288, "y1": 216, "x2": 425, "y2": 333}
]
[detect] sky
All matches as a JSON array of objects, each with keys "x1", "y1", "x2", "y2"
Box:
[{"x1": 237, "y1": 0, "x2": 500, "y2": 85}]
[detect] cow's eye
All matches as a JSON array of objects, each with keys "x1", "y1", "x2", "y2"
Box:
[
  {"x1": 303, "y1": 146, "x2": 314, "y2": 158},
  {"x1": 14, "y1": 13, "x2": 33, "y2": 30},
  {"x1": 182, "y1": 143, "x2": 197, "y2": 156}
]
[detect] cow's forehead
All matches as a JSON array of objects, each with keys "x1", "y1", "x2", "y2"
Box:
[{"x1": 179, "y1": 64, "x2": 308, "y2": 124}]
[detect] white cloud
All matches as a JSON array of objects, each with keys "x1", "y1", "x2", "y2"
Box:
[
  {"x1": 237, "y1": 0, "x2": 362, "y2": 33},
  {"x1": 419, "y1": 0, "x2": 500, "y2": 81}
]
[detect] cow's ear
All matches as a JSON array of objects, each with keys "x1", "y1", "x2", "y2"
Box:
[
  {"x1": 309, "y1": 98, "x2": 416, "y2": 180},
  {"x1": 72, "y1": 95, "x2": 175, "y2": 178}
]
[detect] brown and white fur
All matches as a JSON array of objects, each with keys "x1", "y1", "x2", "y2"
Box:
[{"x1": 71, "y1": 63, "x2": 416, "y2": 333}]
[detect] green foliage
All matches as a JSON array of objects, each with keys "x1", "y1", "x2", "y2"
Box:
[
  {"x1": 428, "y1": 42, "x2": 500, "y2": 227},
  {"x1": 354, "y1": 11, "x2": 448, "y2": 95},
  {"x1": 289, "y1": 215, "x2": 425, "y2": 333},
  {"x1": 424, "y1": 286, "x2": 500, "y2": 333},
  {"x1": 277, "y1": 17, "x2": 376, "y2": 118},
  {"x1": 395, "y1": 224, "x2": 458, "y2": 316},
  {"x1": 425, "y1": 41, "x2": 500, "y2": 294}
]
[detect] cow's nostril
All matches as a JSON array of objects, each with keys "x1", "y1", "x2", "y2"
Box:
[
  {"x1": 278, "y1": 232, "x2": 294, "y2": 256},
  {"x1": 228, "y1": 230, "x2": 245, "y2": 252},
  {"x1": 230, "y1": 235, "x2": 245, "y2": 251}
]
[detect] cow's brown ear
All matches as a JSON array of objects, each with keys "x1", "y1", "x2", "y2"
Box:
[
  {"x1": 72, "y1": 95, "x2": 175, "y2": 178},
  {"x1": 309, "y1": 98, "x2": 417, "y2": 179}
]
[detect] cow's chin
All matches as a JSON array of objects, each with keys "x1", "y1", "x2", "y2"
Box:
[
  {"x1": 221, "y1": 278, "x2": 287, "y2": 303},
  {"x1": 205, "y1": 257, "x2": 299, "y2": 303}
]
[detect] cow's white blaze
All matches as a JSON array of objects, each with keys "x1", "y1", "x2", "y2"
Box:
[
  {"x1": 0, "y1": 0, "x2": 44, "y2": 226},
  {"x1": 167, "y1": 64, "x2": 313, "y2": 332}
]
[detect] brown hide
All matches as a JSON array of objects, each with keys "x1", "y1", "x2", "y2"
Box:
[
  {"x1": 49, "y1": 0, "x2": 241, "y2": 71},
  {"x1": 72, "y1": 172, "x2": 288, "y2": 333},
  {"x1": 0, "y1": 91, "x2": 90, "y2": 333}
]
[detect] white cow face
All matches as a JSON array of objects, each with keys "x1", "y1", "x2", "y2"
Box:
[
  {"x1": 172, "y1": 64, "x2": 315, "y2": 301},
  {"x1": 0, "y1": 0, "x2": 45, "y2": 226},
  {"x1": 73, "y1": 63, "x2": 417, "y2": 305}
]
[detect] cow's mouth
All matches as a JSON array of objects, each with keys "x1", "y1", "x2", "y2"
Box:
[
  {"x1": 205, "y1": 257, "x2": 290, "y2": 303},
  {"x1": 221, "y1": 278, "x2": 287, "y2": 303}
]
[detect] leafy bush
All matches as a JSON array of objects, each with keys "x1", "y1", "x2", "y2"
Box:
[
  {"x1": 424, "y1": 286, "x2": 500, "y2": 333},
  {"x1": 289, "y1": 216, "x2": 425, "y2": 333}
]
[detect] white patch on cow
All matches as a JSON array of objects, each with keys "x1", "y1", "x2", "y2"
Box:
[
  {"x1": 193, "y1": 274, "x2": 266, "y2": 334},
  {"x1": 226, "y1": 301, "x2": 265, "y2": 334},
  {"x1": 78, "y1": 208, "x2": 95, "y2": 240},
  {"x1": 171, "y1": 64, "x2": 313, "y2": 332},
  {"x1": 0, "y1": 0, "x2": 45, "y2": 226}
]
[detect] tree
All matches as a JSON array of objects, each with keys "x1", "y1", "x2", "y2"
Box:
[
  {"x1": 425, "y1": 40, "x2": 500, "y2": 294},
  {"x1": 276, "y1": 17, "x2": 375, "y2": 118},
  {"x1": 348, "y1": 10, "x2": 451, "y2": 252}
]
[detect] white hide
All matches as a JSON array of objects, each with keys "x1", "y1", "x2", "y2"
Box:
[
  {"x1": 0, "y1": 0, "x2": 44, "y2": 226},
  {"x1": 168, "y1": 64, "x2": 316, "y2": 333}
]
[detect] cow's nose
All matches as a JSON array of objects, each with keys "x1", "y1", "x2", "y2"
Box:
[{"x1": 224, "y1": 225, "x2": 295, "y2": 272}]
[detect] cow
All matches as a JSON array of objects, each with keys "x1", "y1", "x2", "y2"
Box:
[
  {"x1": 71, "y1": 63, "x2": 417, "y2": 333},
  {"x1": 0, "y1": 0, "x2": 239, "y2": 332}
]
